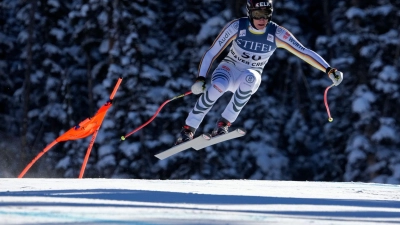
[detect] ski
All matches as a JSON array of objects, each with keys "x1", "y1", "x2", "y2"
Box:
[
  {"x1": 155, "y1": 128, "x2": 246, "y2": 160},
  {"x1": 154, "y1": 134, "x2": 211, "y2": 160}
]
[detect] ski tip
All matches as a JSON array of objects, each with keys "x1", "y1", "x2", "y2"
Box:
[
  {"x1": 237, "y1": 128, "x2": 246, "y2": 135},
  {"x1": 154, "y1": 154, "x2": 163, "y2": 160}
]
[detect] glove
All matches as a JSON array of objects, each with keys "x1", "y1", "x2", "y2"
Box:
[
  {"x1": 326, "y1": 67, "x2": 343, "y2": 86},
  {"x1": 191, "y1": 76, "x2": 206, "y2": 95}
]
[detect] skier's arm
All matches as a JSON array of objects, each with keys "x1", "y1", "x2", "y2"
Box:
[
  {"x1": 275, "y1": 26, "x2": 329, "y2": 73},
  {"x1": 197, "y1": 19, "x2": 239, "y2": 78}
]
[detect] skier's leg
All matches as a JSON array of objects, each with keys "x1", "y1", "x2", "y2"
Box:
[
  {"x1": 176, "y1": 63, "x2": 234, "y2": 144},
  {"x1": 175, "y1": 85, "x2": 222, "y2": 145},
  {"x1": 220, "y1": 69, "x2": 262, "y2": 124},
  {"x1": 185, "y1": 63, "x2": 234, "y2": 130}
]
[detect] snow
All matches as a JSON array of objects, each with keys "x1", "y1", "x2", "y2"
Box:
[
  {"x1": 1, "y1": 179, "x2": 399, "y2": 224},
  {"x1": 97, "y1": 155, "x2": 116, "y2": 168},
  {"x1": 44, "y1": 44, "x2": 61, "y2": 55},
  {"x1": 49, "y1": 28, "x2": 65, "y2": 41},
  {"x1": 371, "y1": 5, "x2": 393, "y2": 16},
  {"x1": 17, "y1": 30, "x2": 29, "y2": 43},
  {"x1": 120, "y1": 142, "x2": 141, "y2": 158},
  {"x1": 80, "y1": 4, "x2": 90, "y2": 17},
  {"x1": 392, "y1": 164, "x2": 400, "y2": 179},
  {"x1": 372, "y1": 123, "x2": 396, "y2": 142},
  {"x1": 98, "y1": 145, "x2": 115, "y2": 158},
  {"x1": 345, "y1": 7, "x2": 365, "y2": 19},
  {"x1": 55, "y1": 157, "x2": 70, "y2": 170},
  {"x1": 47, "y1": 0, "x2": 60, "y2": 8},
  {"x1": 373, "y1": 66, "x2": 399, "y2": 94},
  {"x1": 352, "y1": 85, "x2": 376, "y2": 114},
  {"x1": 97, "y1": 11, "x2": 108, "y2": 25},
  {"x1": 196, "y1": 16, "x2": 227, "y2": 44},
  {"x1": 347, "y1": 149, "x2": 366, "y2": 164},
  {"x1": 125, "y1": 32, "x2": 138, "y2": 45},
  {"x1": 99, "y1": 39, "x2": 109, "y2": 53},
  {"x1": 380, "y1": 30, "x2": 399, "y2": 45}
]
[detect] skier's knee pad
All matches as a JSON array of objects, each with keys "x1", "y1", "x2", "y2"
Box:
[
  {"x1": 210, "y1": 74, "x2": 229, "y2": 94},
  {"x1": 240, "y1": 69, "x2": 261, "y2": 93},
  {"x1": 210, "y1": 81, "x2": 228, "y2": 94},
  {"x1": 203, "y1": 80, "x2": 226, "y2": 102},
  {"x1": 211, "y1": 65, "x2": 232, "y2": 94}
]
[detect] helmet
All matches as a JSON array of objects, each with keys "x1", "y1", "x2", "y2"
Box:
[{"x1": 246, "y1": 0, "x2": 273, "y2": 28}]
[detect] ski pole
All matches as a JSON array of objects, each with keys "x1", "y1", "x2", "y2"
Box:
[
  {"x1": 324, "y1": 84, "x2": 335, "y2": 122},
  {"x1": 121, "y1": 91, "x2": 192, "y2": 140}
]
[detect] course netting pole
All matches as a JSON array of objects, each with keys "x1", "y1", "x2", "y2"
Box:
[
  {"x1": 18, "y1": 141, "x2": 58, "y2": 178},
  {"x1": 18, "y1": 77, "x2": 123, "y2": 178},
  {"x1": 78, "y1": 78, "x2": 122, "y2": 178},
  {"x1": 79, "y1": 128, "x2": 99, "y2": 178}
]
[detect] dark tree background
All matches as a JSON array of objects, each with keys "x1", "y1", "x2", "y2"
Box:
[{"x1": 1, "y1": 0, "x2": 400, "y2": 183}]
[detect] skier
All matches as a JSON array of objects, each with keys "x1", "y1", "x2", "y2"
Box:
[{"x1": 175, "y1": 0, "x2": 343, "y2": 145}]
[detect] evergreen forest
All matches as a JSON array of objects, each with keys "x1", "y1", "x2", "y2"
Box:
[{"x1": 1, "y1": 0, "x2": 400, "y2": 183}]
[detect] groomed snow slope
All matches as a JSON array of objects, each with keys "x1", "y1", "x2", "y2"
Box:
[{"x1": 0, "y1": 179, "x2": 399, "y2": 224}]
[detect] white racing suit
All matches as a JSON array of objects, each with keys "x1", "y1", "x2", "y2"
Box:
[{"x1": 186, "y1": 17, "x2": 331, "y2": 129}]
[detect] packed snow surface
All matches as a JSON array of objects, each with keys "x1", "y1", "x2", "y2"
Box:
[{"x1": 0, "y1": 179, "x2": 399, "y2": 224}]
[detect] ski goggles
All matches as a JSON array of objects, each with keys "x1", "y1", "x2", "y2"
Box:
[{"x1": 251, "y1": 9, "x2": 272, "y2": 20}]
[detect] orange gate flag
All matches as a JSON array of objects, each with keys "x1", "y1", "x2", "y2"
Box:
[{"x1": 18, "y1": 77, "x2": 123, "y2": 178}]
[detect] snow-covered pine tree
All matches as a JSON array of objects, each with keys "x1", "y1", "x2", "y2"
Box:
[{"x1": 320, "y1": 1, "x2": 400, "y2": 183}]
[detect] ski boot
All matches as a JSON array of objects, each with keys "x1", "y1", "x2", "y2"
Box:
[
  {"x1": 175, "y1": 125, "x2": 196, "y2": 145},
  {"x1": 211, "y1": 117, "x2": 231, "y2": 137}
]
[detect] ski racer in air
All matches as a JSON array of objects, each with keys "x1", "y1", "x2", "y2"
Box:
[{"x1": 175, "y1": 0, "x2": 343, "y2": 145}]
